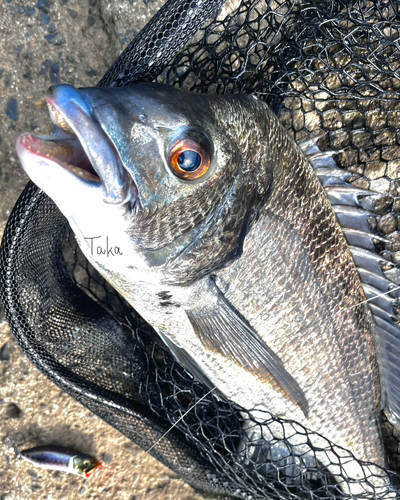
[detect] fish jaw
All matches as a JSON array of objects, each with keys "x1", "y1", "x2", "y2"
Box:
[
  {"x1": 45, "y1": 85, "x2": 131, "y2": 205},
  {"x1": 17, "y1": 130, "x2": 111, "y2": 249},
  {"x1": 16, "y1": 85, "x2": 147, "y2": 280},
  {"x1": 16, "y1": 131, "x2": 103, "y2": 223},
  {"x1": 17, "y1": 130, "x2": 100, "y2": 184},
  {"x1": 15, "y1": 85, "x2": 122, "y2": 214},
  {"x1": 18, "y1": 84, "x2": 131, "y2": 205},
  {"x1": 17, "y1": 129, "x2": 153, "y2": 287}
]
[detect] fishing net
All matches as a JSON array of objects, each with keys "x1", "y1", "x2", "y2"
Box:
[{"x1": 2, "y1": 0, "x2": 400, "y2": 498}]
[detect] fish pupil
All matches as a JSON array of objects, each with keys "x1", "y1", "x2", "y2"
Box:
[{"x1": 177, "y1": 150, "x2": 201, "y2": 171}]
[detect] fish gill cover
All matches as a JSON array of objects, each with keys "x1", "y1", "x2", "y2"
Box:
[{"x1": 1, "y1": 0, "x2": 400, "y2": 499}]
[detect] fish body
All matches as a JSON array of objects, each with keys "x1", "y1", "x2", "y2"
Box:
[
  {"x1": 16, "y1": 445, "x2": 101, "y2": 477},
  {"x1": 15, "y1": 84, "x2": 399, "y2": 494}
]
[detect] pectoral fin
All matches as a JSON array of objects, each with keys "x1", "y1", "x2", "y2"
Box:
[{"x1": 186, "y1": 278, "x2": 309, "y2": 417}]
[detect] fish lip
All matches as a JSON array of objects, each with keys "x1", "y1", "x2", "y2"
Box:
[
  {"x1": 16, "y1": 132, "x2": 101, "y2": 183},
  {"x1": 45, "y1": 89, "x2": 135, "y2": 206}
]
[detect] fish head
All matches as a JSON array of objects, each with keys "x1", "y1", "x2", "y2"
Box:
[
  {"x1": 17, "y1": 84, "x2": 273, "y2": 285},
  {"x1": 72, "y1": 454, "x2": 102, "y2": 477}
]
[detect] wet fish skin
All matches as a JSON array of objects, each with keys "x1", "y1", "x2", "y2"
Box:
[{"x1": 15, "y1": 84, "x2": 391, "y2": 492}]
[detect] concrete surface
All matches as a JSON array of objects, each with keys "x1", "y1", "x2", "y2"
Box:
[{"x1": 0, "y1": 1, "x2": 202, "y2": 499}]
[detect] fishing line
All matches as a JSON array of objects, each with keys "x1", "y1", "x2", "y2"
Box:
[
  {"x1": 344, "y1": 285, "x2": 400, "y2": 312},
  {"x1": 145, "y1": 386, "x2": 217, "y2": 455},
  {"x1": 128, "y1": 385, "x2": 218, "y2": 471},
  {"x1": 142, "y1": 351, "x2": 270, "y2": 456}
]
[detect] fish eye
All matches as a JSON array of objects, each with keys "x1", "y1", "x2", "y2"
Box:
[
  {"x1": 168, "y1": 131, "x2": 212, "y2": 180},
  {"x1": 83, "y1": 459, "x2": 91, "y2": 467},
  {"x1": 177, "y1": 150, "x2": 202, "y2": 172}
]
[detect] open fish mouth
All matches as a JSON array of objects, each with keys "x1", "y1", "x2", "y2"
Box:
[
  {"x1": 18, "y1": 130, "x2": 99, "y2": 182},
  {"x1": 16, "y1": 85, "x2": 132, "y2": 205}
]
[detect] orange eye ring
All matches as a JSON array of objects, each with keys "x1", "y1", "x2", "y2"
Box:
[{"x1": 169, "y1": 137, "x2": 211, "y2": 180}]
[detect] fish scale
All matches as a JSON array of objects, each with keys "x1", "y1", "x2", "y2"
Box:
[
  {"x1": 221, "y1": 210, "x2": 378, "y2": 447},
  {"x1": 269, "y1": 140, "x2": 378, "y2": 386},
  {"x1": 211, "y1": 102, "x2": 386, "y2": 485}
]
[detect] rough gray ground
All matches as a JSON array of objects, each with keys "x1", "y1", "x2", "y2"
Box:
[{"x1": 0, "y1": 1, "x2": 201, "y2": 499}]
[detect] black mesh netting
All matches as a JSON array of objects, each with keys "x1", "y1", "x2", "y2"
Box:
[{"x1": 2, "y1": 0, "x2": 400, "y2": 498}]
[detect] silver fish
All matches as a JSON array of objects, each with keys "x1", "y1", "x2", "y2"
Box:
[{"x1": 16, "y1": 83, "x2": 400, "y2": 496}]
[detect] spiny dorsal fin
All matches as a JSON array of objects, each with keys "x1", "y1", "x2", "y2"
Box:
[
  {"x1": 333, "y1": 205, "x2": 376, "y2": 233},
  {"x1": 315, "y1": 168, "x2": 354, "y2": 187},
  {"x1": 342, "y1": 228, "x2": 387, "y2": 252},
  {"x1": 357, "y1": 267, "x2": 396, "y2": 294},
  {"x1": 300, "y1": 136, "x2": 400, "y2": 426},
  {"x1": 369, "y1": 303, "x2": 397, "y2": 324},
  {"x1": 362, "y1": 283, "x2": 396, "y2": 316},
  {"x1": 349, "y1": 246, "x2": 395, "y2": 277}
]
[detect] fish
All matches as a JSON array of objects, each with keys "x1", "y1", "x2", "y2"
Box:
[
  {"x1": 15, "y1": 83, "x2": 400, "y2": 496},
  {"x1": 5, "y1": 438, "x2": 102, "y2": 477}
]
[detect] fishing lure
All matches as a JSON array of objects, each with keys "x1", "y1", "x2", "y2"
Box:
[{"x1": 5, "y1": 438, "x2": 102, "y2": 477}]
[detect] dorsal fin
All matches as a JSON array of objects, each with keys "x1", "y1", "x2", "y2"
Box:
[
  {"x1": 334, "y1": 205, "x2": 376, "y2": 233},
  {"x1": 300, "y1": 136, "x2": 400, "y2": 426},
  {"x1": 362, "y1": 283, "x2": 396, "y2": 315},
  {"x1": 315, "y1": 168, "x2": 354, "y2": 187},
  {"x1": 325, "y1": 186, "x2": 376, "y2": 207},
  {"x1": 342, "y1": 228, "x2": 387, "y2": 252},
  {"x1": 307, "y1": 152, "x2": 338, "y2": 169},
  {"x1": 349, "y1": 246, "x2": 395, "y2": 276},
  {"x1": 357, "y1": 268, "x2": 397, "y2": 295},
  {"x1": 369, "y1": 303, "x2": 397, "y2": 324}
]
